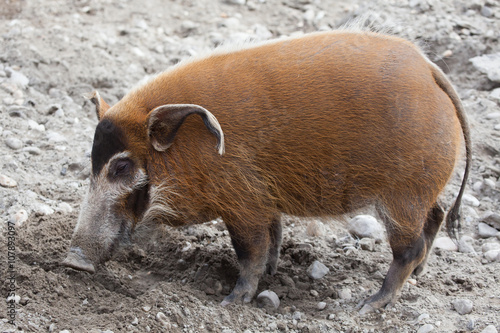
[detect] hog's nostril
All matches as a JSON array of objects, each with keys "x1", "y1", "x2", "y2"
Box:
[{"x1": 62, "y1": 247, "x2": 96, "y2": 273}]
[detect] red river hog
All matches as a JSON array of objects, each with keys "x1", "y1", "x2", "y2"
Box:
[{"x1": 63, "y1": 29, "x2": 471, "y2": 314}]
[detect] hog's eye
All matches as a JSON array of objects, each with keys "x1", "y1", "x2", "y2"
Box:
[{"x1": 113, "y1": 159, "x2": 132, "y2": 177}]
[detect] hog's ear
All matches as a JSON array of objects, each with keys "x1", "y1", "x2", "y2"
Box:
[
  {"x1": 147, "y1": 104, "x2": 225, "y2": 155},
  {"x1": 85, "y1": 91, "x2": 110, "y2": 120}
]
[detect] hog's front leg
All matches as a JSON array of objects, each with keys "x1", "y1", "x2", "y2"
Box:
[{"x1": 221, "y1": 218, "x2": 275, "y2": 306}]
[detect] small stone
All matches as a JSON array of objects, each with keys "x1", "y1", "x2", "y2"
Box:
[
  {"x1": 317, "y1": 301, "x2": 326, "y2": 310},
  {"x1": 467, "y1": 319, "x2": 475, "y2": 331},
  {"x1": 180, "y1": 20, "x2": 198, "y2": 36},
  {"x1": 9, "y1": 70, "x2": 30, "y2": 88},
  {"x1": 35, "y1": 203, "x2": 55, "y2": 216},
  {"x1": 417, "y1": 324, "x2": 434, "y2": 333},
  {"x1": 486, "y1": 112, "x2": 500, "y2": 120},
  {"x1": 348, "y1": 215, "x2": 384, "y2": 242},
  {"x1": 292, "y1": 311, "x2": 303, "y2": 321},
  {"x1": 310, "y1": 289, "x2": 319, "y2": 297},
  {"x1": 256, "y1": 290, "x2": 280, "y2": 309},
  {"x1": 10, "y1": 209, "x2": 28, "y2": 227},
  {"x1": 59, "y1": 330, "x2": 70, "y2": 333},
  {"x1": 433, "y1": 237, "x2": 458, "y2": 251},
  {"x1": 458, "y1": 236, "x2": 476, "y2": 254},
  {"x1": 142, "y1": 305, "x2": 151, "y2": 312},
  {"x1": 6, "y1": 294, "x2": 20, "y2": 304},
  {"x1": 470, "y1": 53, "x2": 500, "y2": 83},
  {"x1": 417, "y1": 313, "x2": 430, "y2": 323},
  {"x1": 307, "y1": 260, "x2": 329, "y2": 279},
  {"x1": 478, "y1": 222, "x2": 500, "y2": 238},
  {"x1": 359, "y1": 237, "x2": 375, "y2": 251},
  {"x1": 0, "y1": 174, "x2": 17, "y2": 188},
  {"x1": 480, "y1": 6, "x2": 493, "y2": 18},
  {"x1": 131, "y1": 317, "x2": 138, "y2": 325},
  {"x1": 480, "y1": 211, "x2": 500, "y2": 230},
  {"x1": 23, "y1": 146, "x2": 42, "y2": 155},
  {"x1": 452, "y1": 299, "x2": 473, "y2": 315},
  {"x1": 328, "y1": 314, "x2": 335, "y2": 320},
  {"x1": 5, "y1": 137, "x2": 23, "y2": 150},
  {"x1": 490, "y1": 88, "x2": 500, "y2": 101},
  {"x1": 338, "y1": 288, "x2": 351, "y2": 300},
  {"x1": 484, "y1": 250, "x2": 500, "y2": 262},
  {"x1": 306, "y1": 220, "x2": 326, "y2": 237},
  {"x1": 56, "y1": 202, "x2": 73, "y2": 214},
  {"x1": 462, "y1": 193, "x2": 480, "y2": 207},
  {"x1": 46, "y1": 131, "x2": 67, "y2": 143},
  {"x1": 481, "y1": 325, "x2": 498, "y2": 333},
  {"x1": 48, "y1": 323, "x2": 56, "y2": 332},
  {"x1": 156, "y1": 312, "x2": 171, "y2": 329},
  {"x1": 442, "y1": 50, "x2": 453, "y2": 58},
  {"x1": 482, "y1": 242, "x2": 500, "y2": 253}
]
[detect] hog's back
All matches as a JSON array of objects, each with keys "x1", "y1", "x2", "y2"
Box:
[{"x1": 134, "y1": 31, "x2": 462, "y2": 217}]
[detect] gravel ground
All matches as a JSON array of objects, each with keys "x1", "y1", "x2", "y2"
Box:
[{"x1": 0, "y1": 0, "x2": 499, "y2": 332}]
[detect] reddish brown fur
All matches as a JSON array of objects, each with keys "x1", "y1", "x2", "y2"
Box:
[
  {"x1": 107, "y1": 31, "x2": 462, "y2": 232},
  {"x1": 88, "y1": 30, "x2": 469, "y2": 309}
]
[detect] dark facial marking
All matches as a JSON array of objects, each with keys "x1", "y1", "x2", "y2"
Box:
[{"x1": 91, "y1": 119, "x2": 127, "y2": 175}]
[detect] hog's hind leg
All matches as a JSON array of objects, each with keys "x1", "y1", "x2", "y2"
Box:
[
  {"x1": 221, "y1": 218, "x2": 273, "y2": 306},
  {"x1": 358, "y1": 198, "x2": 430, "y2": 314},
  {"x1": 412, "y1": 203, "x2": 445, "y2": 276},
  {"x1": 266, "y1": 217, "x2": 283, "y2": 275}
]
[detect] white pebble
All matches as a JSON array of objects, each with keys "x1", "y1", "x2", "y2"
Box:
[
  {"x1": 256, "y1": 290, "x2": 280, "y2": 309},
  {"x1": 6, "y1": 294, "x2": 20, "y2": 304},
  {"x1": 481, "y1": 325, "x2": 498, "y2": 333},
  {"x1": 458, "y1": 236, "x2": 476, "y2": 254},
  {"x1": 156, "y1": 312, "x2": 171, "y2": 328},
  {"x1": 317, "y1": 301, "x2": 326, "y2": 310},
  {"x1": 482, "y1": 242, "x2": 500, "y2": 253},
  {"x1": 35, "y1": 203, "x2": 55, "y2": 216},
  {"x1": 462, "y1": 193, "x2": 480, "y2": 207},
  {"x1": 417, "y1": 313, "x2": 430, "y2": 323},
  {"x1": 0, "y1": 174, "x2": 17, "y2": 188},
  {"x1": 348, "y1": 215, "x2": 385, "y2": 242},
  {"x1": 10, "y1": 209, "x2": 28, "y2": 227},
  {"x1": 56, "y1": 202, "x2": 73, "y2": 214},
  {"x1": 9, "y1": 70, "x2": 30, "y2": 88},
  {"x1": 478, "y1": 223, "x2": 500, "y2": 238},
  {"x1": 307, "y1": 260, "x2": 329, "y2": 279},
  {"x1": 481, "y1": 211, "x2": 500, "y2": 230},
  {"x1": 485, "y1": 112, "x2": 500, "y2": 120},
  {"x1": 452, "y1": 299, "x2": 473, "y2": 315},
  {"x1": 417, "y1": 324, "x2": 434, "y2": 333},
  {"x1": 338, "y1": 288, "x2": 351, "y2": 300},
  {"x1": 306, "y1": 220, "x2": 326, "y2": 237},
  {"x1": 433, "y1": 237, "x2": 458, "y2": 251},
  {"x1": 5, "y1": 137, "x2": 23, "y2": 150},
  {"x1": 359, "y1": 237, "x2": 376, "y2": 251},
  {"x1": 142, "y1": 305, "x2": 151, "y2": 312},
  {"x1": 484, "y1": 250, "x2": 500, "y2": 262},
  {"x1": 46, "y1": 131, "x2": 67, "y2": 143},
  {"x1": 23, "y1": 146, "x2": 42, "y2": 155}
]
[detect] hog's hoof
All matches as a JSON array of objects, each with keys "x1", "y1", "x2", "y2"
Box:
[
  {"x1": 62, "y1": 248, "x2": 95, "y2": 273},
  {"x1": 220, "y1": 277, "x2": 257, "y2": 306},
  {"x1": 356, "y1": 292, "x2": 394, "y2": 315},
  {"x1": 220, "y1": 290, "x2": 253, "y2": 307}
]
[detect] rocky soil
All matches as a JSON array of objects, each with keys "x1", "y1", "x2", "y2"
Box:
[{"x1": 1, "y1": 0, "x2": 499, "y2": 332}]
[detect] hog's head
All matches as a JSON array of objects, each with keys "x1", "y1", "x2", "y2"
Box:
[{"x1": 62, "y1": 91, "x2": 224, "y2": 273}]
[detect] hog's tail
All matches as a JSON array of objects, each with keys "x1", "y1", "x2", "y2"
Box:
[{"x1": 430, "y1": 62, "x2": 472, "y2": 240}]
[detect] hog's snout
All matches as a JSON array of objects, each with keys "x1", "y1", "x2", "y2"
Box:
[{"x1": 62, "y1": 247, "x2": 96, "y2": 273}]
